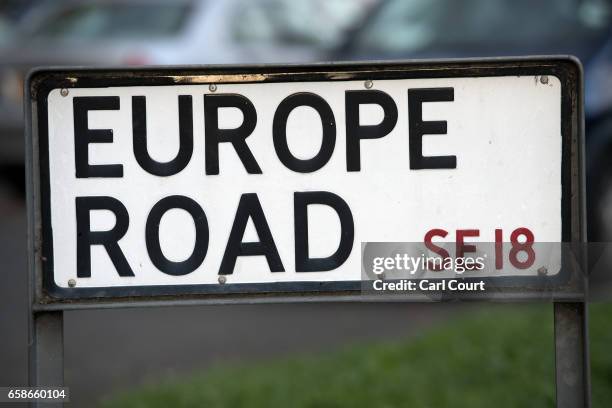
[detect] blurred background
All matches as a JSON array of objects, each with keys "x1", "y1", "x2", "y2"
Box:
[{"x1": 1, "y1": 1, "x2": 612, "y2": 407}]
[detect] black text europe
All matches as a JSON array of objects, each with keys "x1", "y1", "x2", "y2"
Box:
[{"x1": 73, "y1": 87, "x2": 456, "y2": 277}]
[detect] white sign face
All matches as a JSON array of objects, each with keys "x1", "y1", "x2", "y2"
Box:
[{"x1": 41, "y1": 70, "x2": 565, "y2": 293}]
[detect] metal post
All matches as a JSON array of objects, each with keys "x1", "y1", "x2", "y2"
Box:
[
  {"x1": 554, "y1": 302, "x2": 590, "y2": 408},
  {"x1": 28, "y1": 310, "x2": 64, "y2": 408}
]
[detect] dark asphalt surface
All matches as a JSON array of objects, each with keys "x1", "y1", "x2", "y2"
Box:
[{"x1": 0, "y1": 176, "x2": 469, "y2": 407}]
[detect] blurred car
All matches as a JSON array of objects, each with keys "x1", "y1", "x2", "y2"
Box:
[
  {"x1": 333, "y1": 0, "x2": 612, "y2": 240},
  {"x1": 0, "y1": 0, "x2": 374, "y2": 165},
  {"x1": 0, "y1": 16, "x2": 14, "y2": 47}
]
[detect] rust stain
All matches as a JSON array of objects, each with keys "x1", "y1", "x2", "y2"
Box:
[{"x1": 169, "y1": 74, "x2": 268, "y2": 83}]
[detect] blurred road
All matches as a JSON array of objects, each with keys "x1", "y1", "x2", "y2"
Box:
[{"x1": 0, "y1": 174, "x2": 467, "y2": 407}]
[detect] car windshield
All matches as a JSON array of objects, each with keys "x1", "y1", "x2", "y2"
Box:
[
  {"x1": 27, "y1": 3, "x2": 192, "y2": 40},
  {"x1": 350, "y1": 0, "x2": 612, "y2": 55},
  {"x1": 232, "y1": 0, "x2": 377, "y2": 49}
]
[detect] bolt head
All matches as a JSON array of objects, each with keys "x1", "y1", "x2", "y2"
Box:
[
  {"x1": 218, "y1": 275, "x2": 226, "y2": 284},
  {"x1": 68, "y1": 278, "x2": 76, "y2": 287},
  {"x1": 209, "y1": 83, "x2": 217, "y2": 92},
  {"x1": 60, "y1": 88, "x2": 69, "y2": 97},
  {"x1": 537, "y1": 266, "x2": 548, "y2": 276},
  {"x1": 364, "y1": 80, "x2": 373, "y2": 89},
  {"x1": 540, "y1": 75, "x2": 549, "y2": 85}
]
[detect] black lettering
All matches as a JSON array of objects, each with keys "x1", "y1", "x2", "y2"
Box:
[
  {"x1": 76, "y1": 196, "x2": 133, "y2": 277},
  {"x1": 219, "y1": 193, "x2": 284, "y2": 275},
  {"x1": 408, "y1": 87, "x2": 456, "y2": 169},
  {"x1": 145, "y1": 195, "x2": 209, "y2": 276},
  {"x1": 294, "y1": 191, "x2": 354, "y2": 272},
  {"x1": 273, "y1": 92, "x2": 336, "y2": 173},
  {"x1": 132, "y1": 95, "x2": 193, "y2": 176},
  {"x1": 74, "y1": 97, "x2": 122, "y2": 178},
  {"x1": 204, "y1": 94, "x2": 261, "y2": 175},
  {"x1": 346, "y1": 90, "x2": 398, "y2": 171}
]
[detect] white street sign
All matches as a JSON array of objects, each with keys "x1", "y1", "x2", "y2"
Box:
[{"x1": 27, "y1": 59, "x2": 581, "y2": 302}]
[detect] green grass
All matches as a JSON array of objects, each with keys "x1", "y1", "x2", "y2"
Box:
[
  {"x1": 100, "y1": 303, "x2": 612, "y2": 408},
  {"x1": 590, "y1": 303, "x2": 612, "y2": 406}
]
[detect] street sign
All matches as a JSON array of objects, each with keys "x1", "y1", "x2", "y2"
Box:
[{"x1": 26, "y1": 58, "x2": 583, "y2": 306}]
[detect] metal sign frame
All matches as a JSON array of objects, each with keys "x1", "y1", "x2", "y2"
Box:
[
  {"x1": 28, "y1": 56, "x2": 583, "y2": 308},
  {"x1": 25, "y1": 57, "x2": 588, "y2": 407}
]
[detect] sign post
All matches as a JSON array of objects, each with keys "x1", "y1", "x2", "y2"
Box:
[
  {"x1": 25, "y1": 57, "x2": 587, "y2": 407},
  {"x1": 28, "y1": 311, "x2": 64, "y2": 408},
  {"x1": 555, "y1": 302, "x2": 590, "y2": 408}
]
